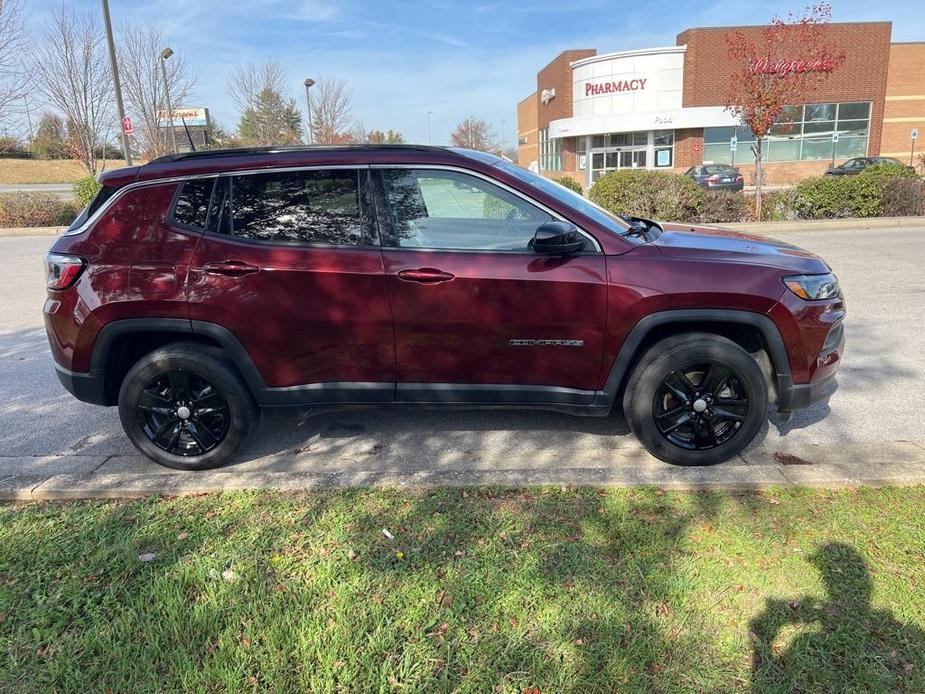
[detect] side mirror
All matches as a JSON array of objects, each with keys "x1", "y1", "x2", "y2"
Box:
[{"x1": 530, "y1": 221, "x2": 585, "y2": 255}]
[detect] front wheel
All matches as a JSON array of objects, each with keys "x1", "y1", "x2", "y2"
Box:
[
  {"x1": 622, "y1": 334, "x2": 768, "y2": 466},
  {"x1": 118, "y1": 343, "x2": 256, "y2": 470}
]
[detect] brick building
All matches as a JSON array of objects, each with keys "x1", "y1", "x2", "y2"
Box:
[{"x1": 516, "y1": 22, "x2": 925, "y2": 187}]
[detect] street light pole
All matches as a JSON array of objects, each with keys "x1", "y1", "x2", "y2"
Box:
[
  {"x1": 159, "y1": 47, "x2": 178, "y2": 154},
  {"x1": 304, "y1": 78, "x2": 315, "y2": 145},
  {"x1": 22, "y1": 96, "x2": 33, "y2": 155},
  {"x1": 101, "y1": 0, "x2": 132, "y2": 165},
  {"x1": 426, "y1": 111, "x2": 433, "y2": 145}
]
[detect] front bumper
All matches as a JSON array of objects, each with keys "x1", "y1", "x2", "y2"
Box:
[
  {"x1": 775, "y1": 316, "x2": 844, "y2": 413},
  {"x1": 778, "y1": 371, "x2": 838, "y2": 412}
]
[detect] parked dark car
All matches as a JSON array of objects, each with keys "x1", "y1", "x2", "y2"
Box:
[
  {"x1": 824, "y1": 157, "x2": 912, "y2": 176},
  {"x1": 44, "y1": 145, "x2": 844, "y2": 469},
  {"x1": 684, "y1": 164, "x2": 745, "y2": 191}
]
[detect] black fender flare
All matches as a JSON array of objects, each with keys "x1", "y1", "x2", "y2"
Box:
[
  {"x1": 594, "y1": 309, "x2": 793, "y2": 408},
  {"x1": 87, "y1": 318, "x2": 269, "y2": 401}
]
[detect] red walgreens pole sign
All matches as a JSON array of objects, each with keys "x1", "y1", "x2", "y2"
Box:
[{"x1": 122, "y1": 116, "x2": 134, "y2": 135}]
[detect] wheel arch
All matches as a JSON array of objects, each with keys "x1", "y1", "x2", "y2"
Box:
[
  {"x1": 597, "y1": 309, "x2": 791, "y2": 408},
  {"x1": 90, "y1": 319, "x2": 266, "y2": 405}
]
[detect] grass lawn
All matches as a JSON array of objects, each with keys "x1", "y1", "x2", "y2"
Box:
[
  {"x1": 0, "y1": 158, "x2": 134, "y2": 185},
  {"x1": 1, "y1": 486, "x2": 923, "y2": 692}
]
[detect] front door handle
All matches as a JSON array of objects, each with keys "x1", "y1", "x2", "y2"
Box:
[
  {"x1": 202, "y1": 260, "x2": 259, "y2": 277},
  {"x1": 397, "y1": 268, "x2": 455, "y2": 284}
]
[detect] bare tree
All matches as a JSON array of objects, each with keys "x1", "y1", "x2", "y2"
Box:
[
  {"x1": 451, "y1": 116, "x2": 494, "y2": 151},
  {"x1": 228, "y1": 60, "x2": 302, "y2": 145},
  {"x1": 311, "y1": 78, "x2": 353, "y2": 144},
  {"x1": 32, "y1": 4, "x2": 114, "y2": 174},
  {"x1": 0, "y1": 0, "x2": 26, "y2": 151},
  {"x1": 118, "y1": 24, "x2": 195, "y2": 159}
]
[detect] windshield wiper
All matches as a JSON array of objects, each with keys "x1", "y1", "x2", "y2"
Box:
[{"x1": 618, "y1": 213, "x2": 662, "y2": 240}]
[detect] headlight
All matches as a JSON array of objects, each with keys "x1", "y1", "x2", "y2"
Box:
[{"x1": 783, "y1": 273, "x2": 839, "y2": 300}]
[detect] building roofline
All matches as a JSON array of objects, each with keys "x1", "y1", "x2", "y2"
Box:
[
  {"x1": 570, "y1": 45, "x2": 686, "y2": 69},
  {"x1": 676, "y1": 20, "x2": 892, "y2": 35}
]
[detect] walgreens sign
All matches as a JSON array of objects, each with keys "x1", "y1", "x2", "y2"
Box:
[
  {"x1": 585, "y1": 78, "x2": 647, "y2": 96},
  {"x1": 749, "y1": 56, "x2": 838, "y2": 76}
]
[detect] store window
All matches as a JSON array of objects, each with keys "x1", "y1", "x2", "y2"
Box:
[
  {"x1": 576, "y1": 136, "x2": 587, "y2": 171},
  {"x1": 538, "y1": 128, "x2": 562, "y2": 171},
  {"x1": 654, "y1": 130, "x2": 674, "y2": 168},
  {"x1": 703, "y1": 102, "x2": 871, "y2": 164}
]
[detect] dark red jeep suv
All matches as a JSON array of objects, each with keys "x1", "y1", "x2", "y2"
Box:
[{"x1": 44, "y1": 145, "x2": 844, "y2": 469}]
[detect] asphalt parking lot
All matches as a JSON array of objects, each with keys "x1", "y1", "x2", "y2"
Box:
[{"x1": 2, "y1": 227, "x2": 924, "y2": 494}]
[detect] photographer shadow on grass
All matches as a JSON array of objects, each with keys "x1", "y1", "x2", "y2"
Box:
[{"x1": 750, "y1": 542, "x2": 925, "y2": 692}]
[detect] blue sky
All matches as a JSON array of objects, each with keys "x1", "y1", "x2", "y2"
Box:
[{"x1": 25, "y1": 0, "x2": 925, "y2": 145}]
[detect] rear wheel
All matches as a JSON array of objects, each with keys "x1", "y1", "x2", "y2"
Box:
[
  {"x1": 118, "y1": 343, "x2": 256, "y2": 470},
  {"x1": 622, "y1": 334, "x2": 768, "y2": 466}
]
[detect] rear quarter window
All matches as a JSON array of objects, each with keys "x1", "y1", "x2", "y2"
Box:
[
  {"x1": 172, "y1": 178, "x2": 216, "y2": 229},
  {"x1": 67, "y1": 184, "x2": 119, "y2": 230}
]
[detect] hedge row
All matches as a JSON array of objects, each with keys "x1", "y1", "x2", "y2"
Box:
[
  {"x1": 0, "y1": 193, "x2": 79, "y2": 228},
  {"x1": 588, "y1": 170, "x2": 749, "y2": 224},
  {"x1": 588, "y1": 165, "x2": 924, "y2": 224}
]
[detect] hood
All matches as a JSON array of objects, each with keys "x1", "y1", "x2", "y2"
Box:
[{"x1": 652, "y1": 223, "x2": 830, "y2": 274}]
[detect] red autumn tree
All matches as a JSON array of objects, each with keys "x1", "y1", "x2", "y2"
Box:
[{"x1": 725, "y1": 4, "x2": 845, "y2": 219}]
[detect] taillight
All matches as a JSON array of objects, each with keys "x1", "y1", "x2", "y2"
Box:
[
  {"x1": 45, "y1": 252, "x2": 85, "y2": 290},
  {"x1": 736, "y1": 175, "x2": 744, "y2": 182}
]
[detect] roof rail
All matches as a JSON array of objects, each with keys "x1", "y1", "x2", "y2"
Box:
[{"x1": 148, "y1": 144, "x2": 456, "y2": 165}]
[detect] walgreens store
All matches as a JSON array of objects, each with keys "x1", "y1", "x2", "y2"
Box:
[{"x1": 517, "y1": 22, "x2": 925, "y2": 187}]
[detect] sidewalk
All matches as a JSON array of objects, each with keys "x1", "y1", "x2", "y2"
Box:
[{"x1": 2, "y1": 440, "x2": 924, "y2": 500}]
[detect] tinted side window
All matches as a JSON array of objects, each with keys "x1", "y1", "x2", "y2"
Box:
[
  {"x1": 173, "y1": 178, "x2": 215, "y2": 229},
  {"x1": 67, "y1": 184, "x2": 119, "y2": 231},
  {"x1": 381, "y1": 169, "x2": 553, "y2": 251},
  {"x1": 229, "y1": 169, "x2": 370, "y2": 246}
]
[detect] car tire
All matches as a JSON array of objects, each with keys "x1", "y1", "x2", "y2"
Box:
[
  {"x1": 118, "y1": 342, "x2": 257, "y2": 471},
  {"x1": 622, "y1": 333, "x2": 768, "y2": 466}
]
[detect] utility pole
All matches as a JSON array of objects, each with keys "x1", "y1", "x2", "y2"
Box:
[
  {"x1": 426, "y1": 111, "x2": 433, "y2": 145},
  {"x1": 101, "y1": 0, "x2": 132, "y2": 165},
  {"x1": 304, "y1": 78, "x2": 315, "y2": 144},
  {"x1": 159, "y1": 47, "x2": 178, "y2": 154}
]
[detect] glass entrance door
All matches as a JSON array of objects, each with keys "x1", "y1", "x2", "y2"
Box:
[{"x1": 589, "y1": 131, "x2": 649, "y2": 183}]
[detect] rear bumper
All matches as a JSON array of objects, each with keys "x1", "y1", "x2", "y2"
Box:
[
  {"x1": 54, "y1": 363, "x2": 108, "y2": 406},
  {"x1": 703, "y1": 182, "x2": 744, "y2": 192}
]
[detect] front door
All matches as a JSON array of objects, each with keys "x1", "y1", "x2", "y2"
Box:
[
  {"x1": 375, "y1": 167, "x2": 608, "y2": 403},
  {"x1": 187, "y1": 167, "x2": 394, "y2": 403}
]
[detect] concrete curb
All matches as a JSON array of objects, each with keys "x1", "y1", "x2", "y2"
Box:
[
  {"x1": 0, "y1": 226, "x2": 63, "y2": 237},
  {"x1": 716, "y1": 216, "x2": 925, "y2": 234},
  {"x1": 1, "y1": 440, "x2": 923, "y2": 500}
]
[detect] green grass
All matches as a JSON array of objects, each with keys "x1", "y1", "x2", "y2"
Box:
[{"x1": 1, "y1": 487, "x2": 923, "y2": 692}]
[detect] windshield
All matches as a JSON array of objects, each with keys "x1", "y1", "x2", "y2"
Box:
[{"x1": 494, "y1": 162, "x2": 634, "y2": 240}]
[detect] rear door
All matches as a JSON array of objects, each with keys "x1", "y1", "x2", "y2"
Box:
[
  {"x1": 187, "y1": 166, "x2": 394, "y2": 402},
  {"x1": 374, "y1": 166, "x2": 608, "y2": 403}
]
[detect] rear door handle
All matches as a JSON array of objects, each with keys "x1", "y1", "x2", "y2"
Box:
[
  {"x1": 202, "y1": 261, "x2": 259, "y2": 277},
  {"x1": 397, "y1": 268, "x2": 455, "y2": 284}
]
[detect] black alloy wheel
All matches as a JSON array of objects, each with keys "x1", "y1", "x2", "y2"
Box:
[
  {"x1": 622, "y1": 333, "x2": 768, "y2": 466},
  {"x1": 118, "y1": 343, "x2": 256, "y2": 470},
  {"x1": 653, "y1": 362, "x2": 749, "y2": 451},
  {"x1": 136, "y1": 369, "x2": 231, "y2": 456}
]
